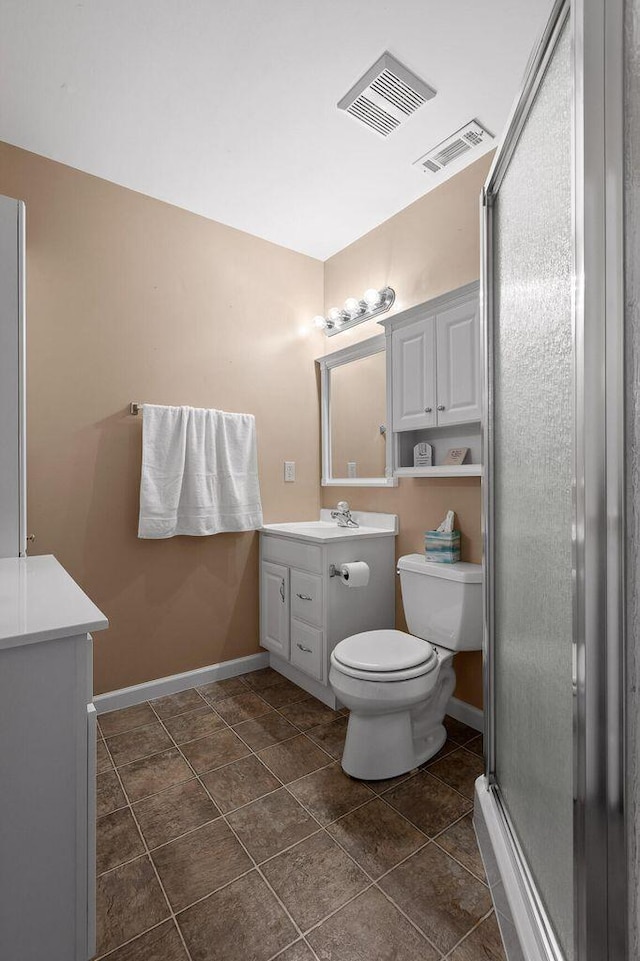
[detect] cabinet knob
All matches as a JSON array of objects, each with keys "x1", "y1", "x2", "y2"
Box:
[
  {"x1": 296, "y1": 643, "x2": 313, "y2": 653},
  {"x1": 279, "y1": 579, "x2": 285, "y2": 602},
  {"x1": 437, "y1": 405, "x2": 446, "y2": 411},
  {"x1": 424, "y1": 407, "x2": 432, "y2": 413},
  {"x1": 296, "y1": 593, "x2": 312, "y2": 601}
]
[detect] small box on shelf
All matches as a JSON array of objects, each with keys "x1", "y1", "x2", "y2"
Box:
[{"x1": 425, "y1": 530, "x2": 461, "y2": 563}]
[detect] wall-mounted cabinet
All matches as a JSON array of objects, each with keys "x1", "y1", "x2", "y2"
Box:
[{"x1": 379, "y1": 281, "x2": 482, "y2": 477}]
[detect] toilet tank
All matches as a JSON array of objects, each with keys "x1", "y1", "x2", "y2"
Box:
[{"x1": 397, "y1": 554, "x2": 483, "y2": 651}]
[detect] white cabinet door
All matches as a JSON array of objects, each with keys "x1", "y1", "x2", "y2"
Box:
[
  {"x1": 435, "y1": 299, "x2": 481, "y2": 425},
  {"x1": 260, "y1": 562, "x2": 290, "y2": 658},
  {"x1": 392, "y1": 316, "x2": 436, "y2": 431}
]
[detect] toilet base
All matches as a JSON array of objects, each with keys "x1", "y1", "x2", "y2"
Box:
[{"x1": 338, "y1": 654, "x2": 456, "y2": 781}]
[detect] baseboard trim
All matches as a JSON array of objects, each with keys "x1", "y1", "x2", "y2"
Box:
[
  {"x1": 93, "y1": 652, "x2": 270, "y2": 714},
  {"x1": 446, "y1": 695, "x2": 484, "y2": 733}
]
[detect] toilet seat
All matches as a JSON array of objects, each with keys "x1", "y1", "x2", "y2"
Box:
[{"x1": 331, "y1": 629, "x2": 438, "y2": 682}]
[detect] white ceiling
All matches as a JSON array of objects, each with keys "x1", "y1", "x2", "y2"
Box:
[{"x1": 0, "y1": 0, "x2": 550, "y2": 260}]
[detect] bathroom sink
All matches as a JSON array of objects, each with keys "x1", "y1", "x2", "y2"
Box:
[{"x1": 261, "y1": 512, "x2": 398, "y2": 544}]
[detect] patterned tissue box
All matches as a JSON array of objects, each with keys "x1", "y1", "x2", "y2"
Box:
[{"x1": 425, "y1": 530, "x2": 461, "y2": 564}]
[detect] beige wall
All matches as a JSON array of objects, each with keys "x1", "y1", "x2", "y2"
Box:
[
  {"x1": 322, "y1": 153, "x2": 493, "y2": 709},
  {"x1": 0, "y1": 142, "x2": 324, "y2": 694}
]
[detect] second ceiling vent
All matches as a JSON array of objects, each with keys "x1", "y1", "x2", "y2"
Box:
[
  {"x1": 413, "y1": 120, "x2": 494, "y2": 173},
  {"x1": 338, "y1": 52, "x2": 436, "y2": 138}
]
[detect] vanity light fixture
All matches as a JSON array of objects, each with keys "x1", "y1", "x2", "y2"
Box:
[{"x1": 313, "y1": 286, "x2": 395, "y2": 336}]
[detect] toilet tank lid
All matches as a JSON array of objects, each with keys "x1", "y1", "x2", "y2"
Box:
[{"x1": 397, "y1": 554, "x2": 483, "y2": 583}]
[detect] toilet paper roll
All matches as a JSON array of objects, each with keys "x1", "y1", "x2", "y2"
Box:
[{"x1": 339, "y1": 561, "x2": 370, "y2": 588}]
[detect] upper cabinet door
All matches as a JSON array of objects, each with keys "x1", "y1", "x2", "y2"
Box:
[
  {"x1": 392, "y1": 316, "x2": 436, "y2": 431},
  {"x1": 435, "y1": 299, "x2": 481, "y2": 426}
]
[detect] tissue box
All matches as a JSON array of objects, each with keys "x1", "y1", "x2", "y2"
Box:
[{"x1": 425, "y1": 530, "x2": 461, "y2": 564}]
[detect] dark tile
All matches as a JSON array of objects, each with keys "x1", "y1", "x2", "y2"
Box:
[
  {"x1": 233, "y1": 711, "x2": 298, "y2": 751},
  {"x1": 279, "y1": 696, "x2": 340, "y2": 731},
  {"x1": 444, "y1": 715, "x2": 479, "y2": 746},
  {"x1": 379, "y1": 844, "x2": 492, "y2": 954},
  {"x1": 200, "y1": 755, "x2": 281, "y2": 813},
  {"x1": 97, "y1": 807, "x2": 145, "y2": 874},
  {"x1": 162, "y1": 706, "x2": 226, "y2": 745},
  {"x1": 449, "y1": 912, "x2": 506, "y2": 961},
  {"x1": 214, "y1": 691, "x2": 271, "y2": 725},
  {"x1": 99, "y1": 703, "x2": 157, "y2": 738},
  {"x1": 385, "y1": 771, "x2": 471, "y2": 836},
  {"x1": 133, "y1": 778, "x2": 220, "y2": 849},
  {"x1": 305, "y1": 717, "x2": 348, "y2": 760},
  {"x1": 227, "y1": 787, "x2": 318, "y2": 862},
  {"x1": 96, "y1": 920, "x2": 188, "y2": 960},
  {"x1": 97, "y1": 769, "x2": 127, "y2": 818},
  {"x1": 258, "y1": 734, "x2": 331, "y2": 783},
  {"x1": 178, "y1": 870, "x2": 297, "y2": 961},
  {"x1": 327, "y1": 798, "x2": 427, "y2": 878},
  {"x1": 152, "y1": 819, "x2": 252, "y2": 912},
  {"x1": 428, "y1": 747, "x2": 484, "y2": 800},
  {"x1": 262, "y1": 831, "x2": 367, "y2": 929},
  {"x1": 273, "y1": 942, "x2": 316, "y2": 961},
  {"x1": 96, "y1": 856, "x2": 169, "y2": 956},
  {"x1": 119, "y1": 748, "x2": 193, "y2": 802},
  {"x1": 308, "y1": 886, "x2": 438, "y2": 961},
  {"x1": 197, "y1": 676, "x2": 247, "y2": 704},
  {"x1": 436, "y1": 813, "x2": 486, "y2": 880},
  {"x1": 241, "y1": 667, "x2": 287, "y2": 692},
  {"x1": 363, "y1": 770, "x2": 417, "y2": 795},
  {"x1": 421, "y1": 737, "x2": 460, "y2": 767},
  {"x1": 466, "y1": 736, "x2": 484, "y2": 758},
  {"x1": 288, "y1": 762, "x2": 373, "y2": 825},
  {"x1": 97, "y1": 738, "x2": 114, "y2": 774},
  {"x1": 180, "y1": 728, "x2": 250, "y2": 774},
  {"x1": 106, "y1": 722, "x2": 173, "y2": 767},
  {"x1": 257, "y1": 677, "x2": 309, "y2": 709},
  {"x1": 151, "y1": 689, "x2": 205, "y2": 718}
]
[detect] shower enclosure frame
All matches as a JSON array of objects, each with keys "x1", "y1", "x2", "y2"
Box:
[{"x1": 479, "y1": 0, "x2": 626, "y2": 959}]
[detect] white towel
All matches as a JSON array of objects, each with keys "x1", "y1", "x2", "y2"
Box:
[{"x1": 138, "y1": 405, "x2": 263, "y2": 538}]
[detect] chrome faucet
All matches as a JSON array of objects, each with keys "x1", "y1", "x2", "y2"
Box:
[{"x1": 330, "y1": 501, "x2": 359, "y2": 528}]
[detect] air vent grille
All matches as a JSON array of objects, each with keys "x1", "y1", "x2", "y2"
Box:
[
  {"x1": 338, "y1": 52, "x2": 436, "y2": 138},
  {"x1": 414, "y1": 120, "x2": 494, "y2": 173}
]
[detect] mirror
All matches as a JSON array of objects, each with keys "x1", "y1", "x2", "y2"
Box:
[{"x1": 317, "y1": 334, "x2": 396, "y2": 487}]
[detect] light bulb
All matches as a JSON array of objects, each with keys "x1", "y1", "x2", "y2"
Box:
[
  {"x1": 363, "y1": 288, "x2": 382, "y2": 308},
  {"x1": 344, "y1": 297, "x2": 362, "y2": 317},
  {"x1": 328, "y1": 307, "x2": 342, "y2": 324},
  {"x1": 312, "y1": 315, "x2": 327, "y2": 329}
]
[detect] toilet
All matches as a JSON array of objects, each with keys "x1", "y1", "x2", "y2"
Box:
[{"x1": 329, "y1": 553, "x2": 483, "y2": 781}]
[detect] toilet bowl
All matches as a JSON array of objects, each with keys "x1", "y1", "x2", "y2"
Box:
[{"x1": 329, "y1": 555, "x2": 482, "y2": 781}]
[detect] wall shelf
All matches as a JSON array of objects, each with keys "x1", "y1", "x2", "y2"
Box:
[{"x1": 395, "y1": 464, "x2": 483, "y2": 478}]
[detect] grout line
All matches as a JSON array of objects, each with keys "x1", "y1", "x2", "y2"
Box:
[
  {"x1": 441, "y1": 906, "x2": 496, "y2": 959},
  {"x1": 431, "y1": 837, "x2": 489, "y2": 888}
]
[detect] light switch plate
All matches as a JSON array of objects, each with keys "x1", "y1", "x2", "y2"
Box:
[{"x1": 284, "y1": 461, "x2": 295, "y2": 482}]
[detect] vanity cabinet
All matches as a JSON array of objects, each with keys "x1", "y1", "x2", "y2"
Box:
[
  {"x1": 0, "y1": 554, "x2": 108, "y2": 961},
  {"x1": 387, "y1": 282, "x2": 481, "y2": 432},
  {"x1": 260, "y1": 511, "x2": 397, "y2": 707}
]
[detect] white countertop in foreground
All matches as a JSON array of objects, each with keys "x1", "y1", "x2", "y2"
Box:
[{"x1": 0, "y1": 554, "x2": 108, "y2": 650}]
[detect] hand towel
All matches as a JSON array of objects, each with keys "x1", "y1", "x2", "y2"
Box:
[{"x1": 138, "y1": 404, "x2": 263, "y2": 538}]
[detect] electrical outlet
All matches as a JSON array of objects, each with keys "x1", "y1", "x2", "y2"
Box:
[
  {"x1": 284, "y1": 461, "x2": 296, "y2": 482},
  {"x1": 348, "y1": 462, "x2": 357, "y2": 478}
]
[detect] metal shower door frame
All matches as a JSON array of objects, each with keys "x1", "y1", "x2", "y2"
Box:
[{"x1": 480, "y1": 0, "x2": 626, "y2": 959}]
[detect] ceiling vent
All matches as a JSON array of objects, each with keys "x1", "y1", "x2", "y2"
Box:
[
  {"x1": 413, "y1": 120, "x2": 494, "y2": 173},
  {"x1": 338, "y1": 52, "x2": 436, "y2": 138}
]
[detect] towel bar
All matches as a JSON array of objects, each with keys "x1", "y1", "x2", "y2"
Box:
[{"x1": 129, "y1": 403, "x2": 143, "y2": 415}]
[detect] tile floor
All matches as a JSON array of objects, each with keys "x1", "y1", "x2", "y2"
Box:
[{"x1": 94, "y1": 668, "x2": 505, "y2": 961}]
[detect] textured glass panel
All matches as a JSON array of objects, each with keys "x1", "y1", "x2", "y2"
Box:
[{"x1": 493, "y1": 21, "x2": 573, "y2": 959}]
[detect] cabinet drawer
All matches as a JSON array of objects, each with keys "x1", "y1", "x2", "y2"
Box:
[
  {"x1": 261, "y1": 535, "x2": 322, "y2": 574},
  {"x1": 290, "y1": 569, "x2": 323, "y2": 627},
  {"x1": 290, "y1": 619, "x2": 324, "y2": 682}
]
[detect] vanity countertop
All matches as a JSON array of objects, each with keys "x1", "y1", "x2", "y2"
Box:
[
  {"x1": 262, "y1": 510, "x2": 398, "y2": 544},
  {"x1": 0, "y1": 554, "x2": 108, "y2": 650}
]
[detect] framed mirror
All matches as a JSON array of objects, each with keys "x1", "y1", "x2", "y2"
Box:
[{"x1": 317, "y1": 334, "x2": 396, "y2": 487}]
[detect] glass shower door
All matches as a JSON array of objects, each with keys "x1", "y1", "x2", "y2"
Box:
[{"x1": 487, "y1": 10, "x2": 574, "y2": 959}]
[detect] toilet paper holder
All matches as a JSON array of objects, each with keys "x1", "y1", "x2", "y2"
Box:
[{"x1": 329, "y1": 564, "x2": 343, "y2": 577}]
